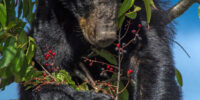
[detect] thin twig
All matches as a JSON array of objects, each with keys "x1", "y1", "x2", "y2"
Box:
[
  {"x1": 73, "y1": 68, "x2": 88, "y2": 82},
  {"x1": 120, "y1": 21, "x2": 131, "y2": 40},
  {"x1": 169, "y1": 38, "x2": 191, "y2": 58},
  {"x1": 38, "y1": 62, "x2": 57, "y2": 82},
  {"x1": 116, "y1": 28, "x2": 122, "y2": 100},
  {"x1": 122, "y1": 28, "x2": 140, "y2": 48},
  {"x1": 79, "y1": 62, "x2": 96, "y2": 88},
  {"x1": 119, "y1": 79, "x2": 130, "y2": 94},
  {"x1": 82, "y1": 57, "x2": 118, "y2": 69}
]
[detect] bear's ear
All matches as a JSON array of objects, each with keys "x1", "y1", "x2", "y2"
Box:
[{"x1": 59, "y1": 0, "x2": 118, "y2": 47}]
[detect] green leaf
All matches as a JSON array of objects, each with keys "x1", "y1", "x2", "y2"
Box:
[
  {"x1": 0, "y1": 67, "x2": 6, "y2": 78},
  {"x1": 18, "y1": 31, "x2": 28, "y2": 50},
  {"x1": 198, "y1": 5, "x2": 200, "y2": 20},
  {"x1": 78, "y1": 83, "x2": 89, "y2": 91},
  {"x1": 133, "y1": 6, "x2": 141, "y2": 12},
  {"x1": 8, "y1": 19, "x2": 26, "y2": 35},
  {"x1": 26, "y1": 37, "x2": 35, "y2": 64},
  {"x1": 0, "y1": 77, "x2": 13, "y2": 90},
  {"x1": 6, "y1": 21, "x2": 17, "y2": 30},
  {"x1": 0, "y1": 30, "x2": 4, "y2": 37},
  {"x1": 23, "y1": 0, "x2": 29, "y2": 18},
  {"x1": 92, "y1": 48, "x2": 117, "y2": 65},
  {"x1": 0, "y1": 38, "x2": 17, "y2": 68},
  {"x1": 58, "y1": 70, "x2": 76, "y2": 86},
  {"x1": 56, "y1": 73, "x2": 64, "y2": 83},
  {"x1": 150, "y1": 0, "x2": 156, "y2": 9},
  {"x1": 118, "y1": 82, "x2": 129, "y2": 100},
  {"x1": 6, "y1": 0, "x2": 16, "y2": 23},
  {"x1": 25, "y1": 86, "x2": 32, "y2": 90},
  {"x1": 143, "y1": 0, "x2": 152, "y2": 23},
  {"x1": 17, "y1": 0, "x2": 23, "y2": 18},
  {"x1": 175, "y1": 68, "x2": 183, "y2": 87},
  {"x1": 111, "y1": 74, "x2": 129, "y2": 100},
  {"x1": 26, "y1": 1, "x2": 35, "y2": 24},
  {"x1": 118, "y1": 0, "x2": 135, "y2": 18},
  {"x1": 10, "y1": 49, "x2": 24, "y2": 73},
  {"x1": 117, "y1": 15, "x2": 125, "y2": 29},
  {"x1": 0, "y1": 3, "x2": 7, "y2": 27},
  {"x1": 125, "y1": 11, "x2": 137, "y2": 19}
]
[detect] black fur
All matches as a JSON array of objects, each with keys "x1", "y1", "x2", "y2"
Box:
[
  {"x1": 120, "y1": 1, "x2": 181, "y2": 99},
  {"x1": 19, "y1": 0, "x2": 181, "y2": 100},
  {"x1": 19, "y1": 85, "x2": 112, "y2": 100}
]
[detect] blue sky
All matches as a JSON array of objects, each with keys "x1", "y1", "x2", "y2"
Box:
[
  {"x1": 0, "y1": 1, "x2": 200, "y2": 100},
  {"x1": 172, "y1": 0, "x2": 200, "y2": 99}
]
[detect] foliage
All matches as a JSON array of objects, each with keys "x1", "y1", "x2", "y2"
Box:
[
  {"x1": 24, "y1": 70, "x2": 88, "y2": 91},
  {"x1": 117, "y1": 0, "x2": 153, "y2": 28},
  {"x1": 0, "y1": 0, "x2": 36, "y2": 90},
  {"x1": 92, "y1": 48, "x2": 117, "y2": 65}
]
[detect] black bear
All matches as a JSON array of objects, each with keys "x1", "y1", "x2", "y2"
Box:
[{"x1": 19, "y1": 0, "x2": 181, "y2": 100}]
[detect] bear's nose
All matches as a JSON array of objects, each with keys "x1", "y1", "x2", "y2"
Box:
[
  {"x1": 95, "y1": 31, "x2": 116, "y2": 47},
  {"x1": 94, "y1": 20, "x2": 117, "y2": 47}
]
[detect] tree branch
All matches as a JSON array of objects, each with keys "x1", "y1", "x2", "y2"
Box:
[
  {"x1": 166, "y1": 0, "x2": 198, "y2": 24},
  {"x1": 79, "y1": 62, "x2": 96, "y2": 88}
]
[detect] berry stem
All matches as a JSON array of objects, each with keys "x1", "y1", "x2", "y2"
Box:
[
  {"x1": 38, "y1": 62, "x2": 57, "y2": 82},
  {"x1": 116, "y1": 28, "x2": 122, "y2": 100}
]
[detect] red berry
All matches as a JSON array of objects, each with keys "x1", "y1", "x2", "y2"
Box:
[
  {"x1": 106, "y1": 65, "x2": 110, "y2": 69},
  {"x1": 116, "y1": 43, "x2": 120, "y2": 48},
  {"x1": 89, "y1": 62, "x2": 93, "y2": 67},
  {"x1": 43, "y1": 73, "x2": 46, "y2": 77},
  {"x1": 131, "y1": 29, "x2": 136, "y2": 33},
  {"x1": 52, "y1": 52, "x2": 56, "y2": 56},
  {"x1": 51, "y1": 78, "x2": 55, "y2": 82},
  {"x1": 110, "y1": 68, "x2": 113, "y2": 71},
  {"x1": 48, "y1": 50, "x2": 52, "y2": 54},
  {"x1": 45, "y1": 54, "x2": 50, "y2": 58},
  {"x1": 45, "y1": 63, "x2": 49, "y2": 66},
  {"x1": 138, "y1": 24, "x2": 142, "y2": 28},
  {"x1": 44, "y1": 57, "x2": 48, "y2": 60},
  {"x1": 127, "y1": 69, "x2": 133, "y2": 74}
]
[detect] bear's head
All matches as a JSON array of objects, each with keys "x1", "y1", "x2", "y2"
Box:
[{"x1": 60, "y1": 0, "x2": 118, "y2": 47}]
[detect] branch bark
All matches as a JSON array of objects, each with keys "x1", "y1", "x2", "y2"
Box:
[{"x1": 166, "y1": 0, "x2": 199, "y2": 24}]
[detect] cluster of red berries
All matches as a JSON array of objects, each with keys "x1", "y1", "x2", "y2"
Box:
[
  {"x1": 131, "y1": 24, "x2": 141, "y2": 34},
  {"x1": 106, "y1": 65, "x2": 113, "y2": 71},
  {"x1": 44, "y1": 50, "x2": 56, "y2": 67},
  {"x1": 44, "y1": 50, "x2": 56, "y2": 60}
]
